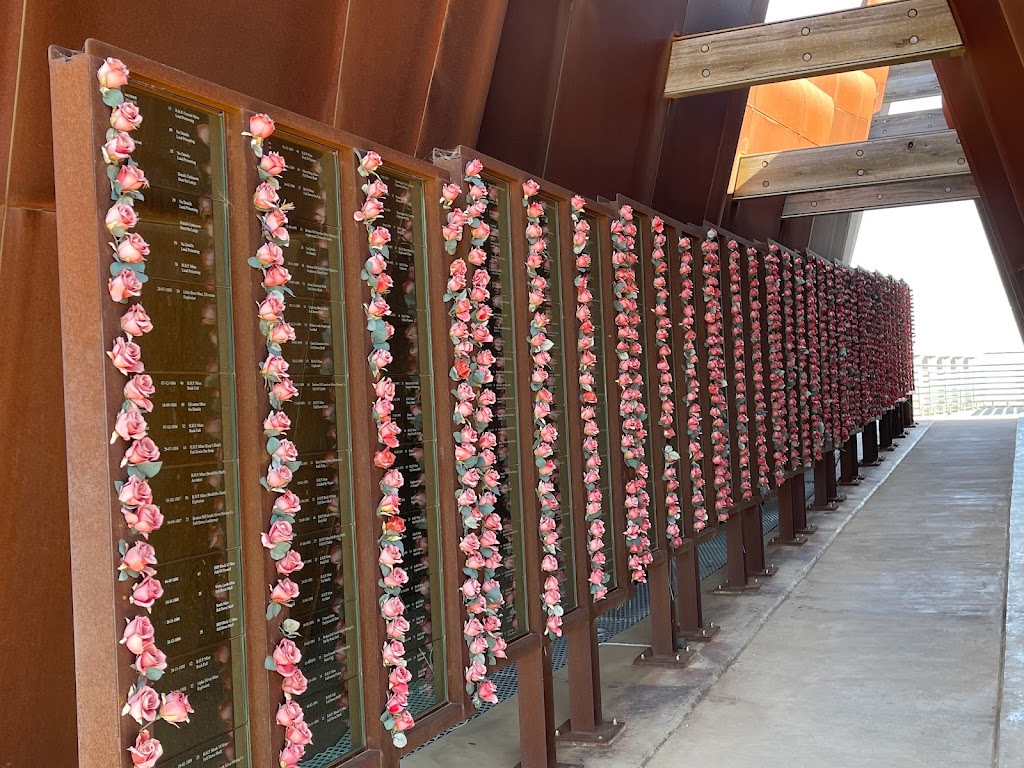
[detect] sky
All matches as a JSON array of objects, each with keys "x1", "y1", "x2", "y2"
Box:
[{"x1": 764, "y1": 0, "x2": 1024, "y2": 357}]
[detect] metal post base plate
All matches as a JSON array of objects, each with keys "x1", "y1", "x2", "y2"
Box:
[
  {"x1": 633, "y1": 646, "x2": 698, "y2": 668},
  {"x1": 828, "y1": 493, "x2": 847, "y2": 503},
  {"x1": 555, "y1": 718, "x2": 626, "y2": 748},
  {"x1": 770, "y1": 534, "x2": 808, "y2": 547},
  {"x1": 796, "y1": 525, "x2": 818, "y2": 535},
  {"x1": 678, "y1": 624, "x2": 720, "y2": 643},
  {"x1": 714, "y1": 579, "x2": 763, "y2": 595},
  {"x1": 808, "y1": 501, "x2": 840, "y2": 512}
]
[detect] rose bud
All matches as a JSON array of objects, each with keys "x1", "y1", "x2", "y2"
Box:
[
  {"x1": 260, "y1": 151, "x2": 286, "y2": 176},
  {"x1": 120, "y1": 615, "x2": 156, "y2": 655},
  {"x1": 116, "y1": 232, "x2": 150, "y2": 264},
  {"x1": 360, "y1": 151, "x2": 382, "y2": 174},
  {"x1": 116, "y1": 163, "x2": 148, "y2": 191},
  {"x1": 103, "y1": 132, "x2": 136, "y2": 163},
  {"x1": 120, "y1": 304, "x2": 153, "y2": 337},
  {"x1": 130, "y1": 574, "x2": 164, "y2": 611},
  {"x1": 110, "y1": 102, "x2": 143, "y2": 131},
  {"x1": 270, "y1": 578, "x2": 299, "y2": 604},
  {"x1": 159, "y1": 691, "x2": 193, "y2": 726},
  {"x1": 249, "y1": 113, "x2": 276, "y2": 139},
  {"x1": 276, "y1": 700, "x2": 305, "y2": 727},
  {"x1": 109, "y1": 268, "x2": 144, "y2": 303},
  {"x1": 123, "y1": 503, "x2": 164, "y2": 537},
  {"x1": 97, "y1": 57, "x2": 130, "y2": 89}
]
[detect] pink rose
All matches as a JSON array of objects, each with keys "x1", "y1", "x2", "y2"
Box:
[
  {"x1": 364, "y1": 179, "x2": 389, "y2": 199},
  {"x1": 360, "y1": 151, "x2": 382, "y2": 174},
  {"x1": 103, "y1": 132, "x2": 136, "y2": 162},
  {"x1": 249, "y1": 113, "x2": 276, "y2": 139},
  {"x1": 256, "y1": 242, "x2": 284, "y2": 266},
  {"x1": 354, "y1": 198, "x2": 384, "y2": 222},
  {"x1": 261, "y1": 520, "x2": 293, "y2": 548},
  {"x1": 116, "y1": 232, "x2": 150, "y2": 263},
  {"x1": 275, "y1": 490, "x2": 301, "y2": 515},
  {"x1": 120, "y1": 304, "x2": 153, "y2": 337},
  {"x1": 111, "y1": 102, "x2": 143, "y2": 131},
  {"x1": 276, "y1": 549, "x2": 304, "y2": 575},
  {"x1": 478, "y1": 679, "x2": 498, "y2": 703},
  {"x1": 107, "y1": 336, "x2": 144, "y2": 375},
  {"x1": 370, "y1": 348, "x2": 393, "y2": 371},
  {"x1": 465, "y1": 159, "x2": 484, "y2": 177},
  {"x1": 258, "y1": 294, "x2": 286, "y2": 321},
  {"x1": 394, "y1": 710, "x2": 415, "y2": 732},
  {"x1": 262, "y1": 354, "x2": 289, "y2": 380},
  {"x1": 123, "y1": 684, "x2": 160, "y2": 725},
  {"x1": 260, "y1": 152, "x2": 286, "y2": 176},
  {"x1": 105, "y1": 201, "x2": 139, "y2": 237},
  {"x1": 522, "y1": 179, "x2": 540, "y2": 198},
  {"x1": 118, "y1": 475, "x2": 152, "y2": 507},
  {"x1": 113, "y1": 406, "x2": 148, "y2": 442},
  {"x1": 116, "y1": 163, "x2": 148, "y2": 191},
  {"x1": 285, "y1": 721, "x2": 313, "y2": 746},
  {"x1": 253, "y1": 182, "x2": 280, "y2": 211},
  {"x1": 263, "y1": 208, "x2": 290, "y2": 242},
  {"x1": 281, "y1": 669, "x2": 308, "y2": 695},
  {"x1": 130, "y1": 574, "x2": 163, "y2": 611},
  {"x1": 273, "y1": 638, "x2": 302, "y2": 676},
  {"x1": 279, "y1": 744, "x2": 305, "y2": 767},
  {"x1": 381, "y1": 596, "x2": 405, "y2": 618},
  {"x1": 121, "y1": 615, "x2": 155, "y2": 655},
  {"x1": 97, "y1": 57, "x2": 130, "y2": 89},
  {"x1": 276, "y1": 700, "x2": 304, "y2": 727},
  {"x1": 109, "y1": 268, "x2": 144, "y2": 303},
  {"x1": 120, "y1": 541, "x2": 157, "y2": 574},
  {"x1": 267, "y1": 464, "x2": 293, "y2": 489},
  {"x1": 159, "y1": 691, "x2": 193, "y2": 725},
  {"x1": 272, "y1": 379, "x2": 298, "y2": 403},
  {"x1": 379, "y1": 545, "x2": 403, "y2": 567},
  {"x1": 123, "y1": 503, "x2": 163, "y2": 537},
  {"x1": 264, "y1": 410, "x2": 291, "y2": 433},
  {"x1": 441, "y1": 183, "x2": 461, "y2": 204},
  {"x1": 136, "y1": 643, "x2": 167, "y2": 677},
  {"x1": 369, "y1": 226, "x2": 391, "y2": 246},
  {"x1": 127, "y1": 731, "x2": 163, "y2": 768},
  {"x1": 270, "y1": 578, "x2": 299, "y2": 604}
]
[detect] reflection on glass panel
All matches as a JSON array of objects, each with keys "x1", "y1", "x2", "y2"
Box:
[
  {"x1": 114, "y1": 84, "x2": 249, "y2": 767},
  {"x1": 481, "y1": 175, "x2": 528, "y2": 638},
  {"x1": 376, "y1": 167, "x2": 446, "y2": 717},
  {"x1": 536, "y1": 196, "x2": 576, "y2": 611},
  {"x1": 582, "y1": 213, "x2": 617, "y2": 589},
  {"x1": 261, "y1": 132, "x2": 363, "y2": 766}
]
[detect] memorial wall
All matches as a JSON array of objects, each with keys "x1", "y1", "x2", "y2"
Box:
[{"x1": 49, "y1": 43, "x2": 914, "y2": 768}]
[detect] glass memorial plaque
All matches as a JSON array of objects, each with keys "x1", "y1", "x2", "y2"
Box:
[
  {"x1": 113, "y1": 83, "x2": 248, "y2": 768},
  {"x1": 261, "y1": 132, "x2": 363, "y2": 766},
  {"x1": 481, "y1": 175, "x2": 528, "y2": 638},
  {"x1": 632, "y1": 225, "x2": 660, "y2": 550},
  {"x1": 536, "y1": 195, "x2": 576, "y2": 611},
  {"x1": 374, "y1": 166, "x2": 446, "y2": 717},
  {"x1": 582, "y1": 212, "x2": 617, "y2": 589}
]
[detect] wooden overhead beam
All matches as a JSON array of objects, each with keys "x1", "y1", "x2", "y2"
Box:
[
  {"x1": 881, "y1": 60, "x2": 942, "y2": 103},
  {"x1": 664, "y1": 0, "x2": 962, "y2": 98},
  {"x1": 734, "y1": 129, "x2": 968, "y2": 198},
  {"x1": 781, "y1": 174, "x2": 978, "y2": 217},
  {"x1": 870, "y1": 109, "x2": 948, "y2": 139}
]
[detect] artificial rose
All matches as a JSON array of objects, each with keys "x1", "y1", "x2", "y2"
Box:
[
  {"x1": 261, "y1": 520, "x2": 294, "y2": 548},
  {"x1": 264, "y1": 264, "x2": 292, "y2": 289},
  {"x1": 271, "y1": 379, "x2": 298, "y2": 403},
  {"x1": 159, "y1": 691, "x2": 193, "y2": 725},
  {"x1": 123, "y1": 684, "x2": 160, "y2": 725},
  {"x1": 120, "y1": 304, "x2": 153, "y2": 337},
  {"x1": 354, "y1": 197, "x2": 384, "y2": 222},
  {"x1": 270, "y1": 578, "x2": 299, "y2": 604},
  {"x1": 111, "y1": 102, "x2": 143, "y2": 131},
  {"x1": 276, "y1": 549, "x2": 304, "y2": 575},
  {"x1": 97, "y1": 57, "x2": 129, "y2": 89},
  {"x1": 249, "y1": 113, "x2": 276, "y2": 139},
  {"x1": 105, "y1": 202, "x2": 138, "y2": 238},
  {"x1": 273, "y1": 638, "x2": 302, "y2": 676},
  {"x1": 116, "y1": 163, "x2": 148, "y2": 191},
  {"x1": 109, "y1": 269, "x2": 144, "y2": 303},
  {"x1": 281, "y1": 669, "x2": 308, "y2": 696},
  {"x1": 136, "y1": 643, "x2": 167, "y2": 677},
  {"x1": 360, "y1": 151, "x2": 382, "y2": 174},
  {"x1": 120, "y1": 541, "x2": 157, "y2": 574},
  {"x1": 128, "y1": 731, "x2": 163, "y2": 768},
  {"x1": 116, "y1": 232, "x2": 150, "y2": 263},
  {"x1": 279, "y1": 743, "x2": 306, "y2": 767},
  {"x1": 264, "y1": 410, "x2": 292, "y2": 433},
  {"x1": 121, "y1": 615, "x2": 156, "y2": 655},
  {"x1": 285, "y1": 721, "x2": 313, "y2": 747},
  {"x1": 276, "y1": 700, "x2": 305, "y2": 727},
  {"x1": 523, "y1": 179, "x2": 540, "y2": 198},
  {"x1": 103, "y1": 132, "x2": 136, "y2": 162},
  {"x1": 260, "y1": 151, "x2": 286, "y2": 176},
  {"x1": 123, "y1": 503, "x2": 164, "y2": 537},
  {"x1": 113, "y1": 406, "x2": 148, "y2": 442},
  {"x1": 118, "y1": 475, "x2": 152, "y2": 507},
  {"x1": 253, "y1": 182, "x2": 280, "y2": 211},
  {"x1": 130, "y1": 574, "x2": 164, "y2": 611},
  {"x1": 394, "y1": 711, "x2": 415, "y2": 732},
  {"x1": 256, "y1": 241, "x2": 284, "y2": 266}
]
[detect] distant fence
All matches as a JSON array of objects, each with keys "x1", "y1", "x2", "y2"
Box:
[{"x1": 913, "y1": 353, "x2": 1024, "y2": 416}]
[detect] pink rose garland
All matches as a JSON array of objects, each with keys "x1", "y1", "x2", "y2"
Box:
[
  {"x1": 651, "y1": 218, "x2": 683, "y2": 548},
  {"x1": 726, "y1": 241, "x2": 751, "y2": 502},
  {"x1": 98, "y1": 58, "x2": 193, "y2": 768},
  {"x1": 612, "y1": 205, "x2": 653, "y2": 582},
  {"x1": 440, "y1": 159, "x2": 507, "y2": 708},
  {"x1": 353, "y1": 150, "x2": 416, "y2": 747},
  {"x1": 746, "y1": 247, "x2": 771, "y2": 497},
  {"x1": 571, "y1": 196, "x2": 611, "y2": 599},
  {"x1": 701, "y1": 231, "x2": 732, "y2": 521},
  {"x1": 780, "y1": 251, "x2": 800, "y2": 469},
  {"x1": 523, "y1": 181, "x2": 565, "y2": 637},
  {"x1": 805, "y1": 259, "x2": 825, "y2": 460},
  {"x1": 243, "y1": 114, "x2": 312, "y2": 767},
  {"x1": 793, "y1": 255, "x2": 812, "y2": 467},
  {"x1": 764, "y1": 245, "x2": 789, "y2": 486},
  {"x1": 678, "y1": 236, "x2": 709, "y2": 531}
]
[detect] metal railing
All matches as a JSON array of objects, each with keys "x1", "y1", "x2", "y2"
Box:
[{"x1": 913, "y1": 352, "x2": 1024, "y2": 416}]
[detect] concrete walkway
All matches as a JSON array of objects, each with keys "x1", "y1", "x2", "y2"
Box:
[{"x1": 648, "y1": 418, "x2": 1016, "y2": 768}]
